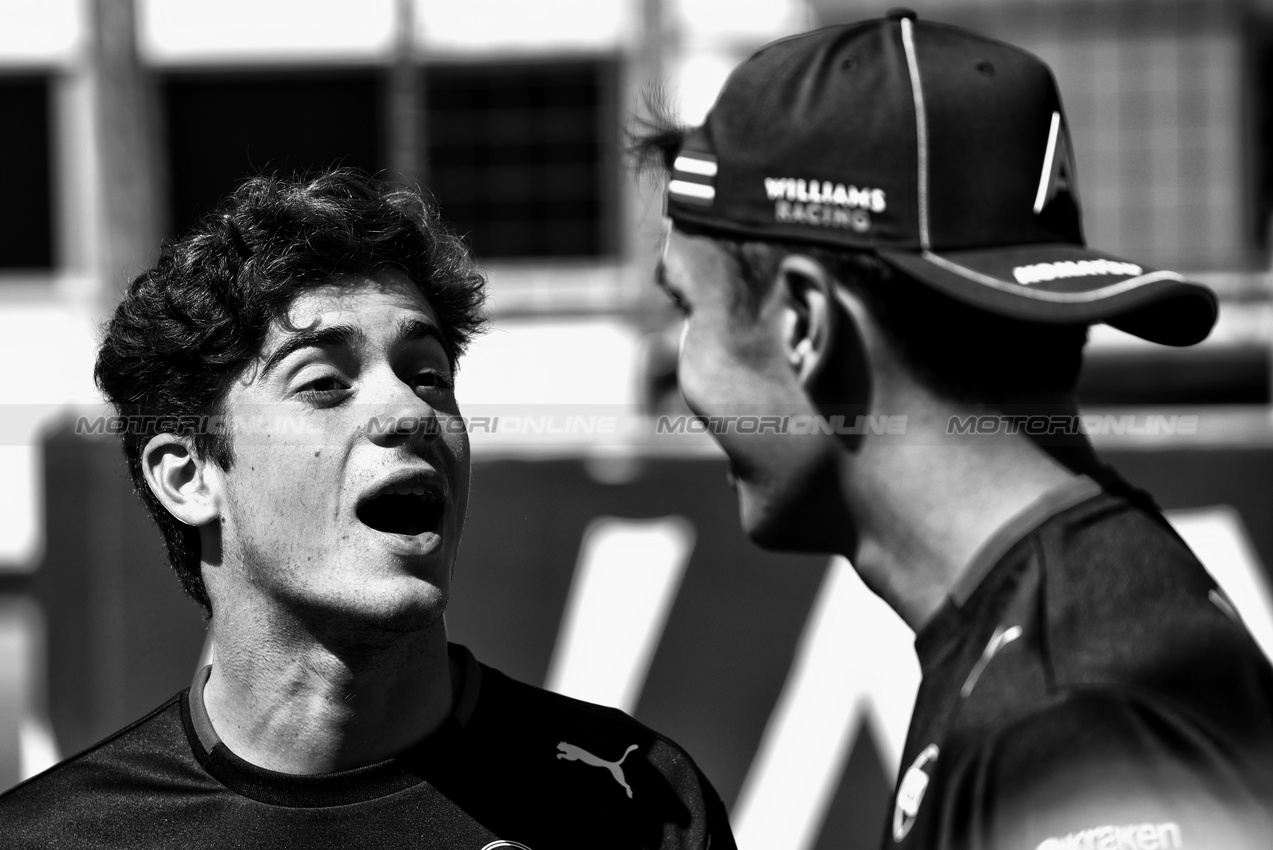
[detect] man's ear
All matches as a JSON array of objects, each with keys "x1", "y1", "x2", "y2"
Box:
[
  {"x1": 777, "y1": 254, "x2": 874, "y2": 449},
  {"x1": 141, "y1": 434, "x2": 221, "y2": 527},
  {"x1": 776, "y1": 253, "x2": 836, "y2": 384},
  {"x1": 777, "y1": 253, "x2": 873, "y2": 388}
]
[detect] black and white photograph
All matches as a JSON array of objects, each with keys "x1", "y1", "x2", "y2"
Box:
[{"x1": 0, "y1": 1, "x2": 1270, "y2": 848}]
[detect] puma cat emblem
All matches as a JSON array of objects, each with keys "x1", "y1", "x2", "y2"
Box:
[{"x1": 556, "y1": 742, "x2": 639, "y2": 798}]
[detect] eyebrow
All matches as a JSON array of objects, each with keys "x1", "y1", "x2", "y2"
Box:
[
  {"x1": 257, "y1": 315, "x2": 449, "y2": 381},
  {"x1": 258, "y1": 324, "x2": 365, "y2": 381},
  {"x1": 393, "y1": 317, "x2": 446, "y2": 351}
]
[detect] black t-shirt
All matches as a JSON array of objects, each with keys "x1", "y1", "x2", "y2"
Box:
[
  {"x1": 0, "y1": 644, "x2": 736, "y2": 850},
  {"x1": 887, "y1": 477, "x2": 1273, "y2": 850}
]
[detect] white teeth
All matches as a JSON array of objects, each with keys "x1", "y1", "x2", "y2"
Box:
[{"x1": 386, "y1": 485, "x2": 429, "y2": 496}]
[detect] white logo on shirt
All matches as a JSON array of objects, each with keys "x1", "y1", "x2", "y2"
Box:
[
  {"x1": 557, "y1": 742, "x2": 639, "y2": 798},
  {"x1": 893, "y1": 744, "x2": 939, "y2": 842},
  {"x1": 961, "y1": 624, "x2": 1024, "y2": 698},
  {"x1": 1036, "y1": 821, "x2": 1182, "y2": 850},
  {"x1": 481, "y1": 842, "x2": 534, "y2": 850}
]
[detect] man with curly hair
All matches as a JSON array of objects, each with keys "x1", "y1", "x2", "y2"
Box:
[
  {"x1": 0, "y1": 170, "x2": 735, "y2": 850},
  {"x1": 636, "y1": 11, "x2": 1273, "y2": 850}
]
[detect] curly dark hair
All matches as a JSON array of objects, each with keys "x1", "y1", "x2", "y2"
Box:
[
  {"x1": 630, "y1": 110, "x2": 1086, "y2": 407},
  {"x1": 94, "y1": 169, "x2": 488, "y2": 616}
]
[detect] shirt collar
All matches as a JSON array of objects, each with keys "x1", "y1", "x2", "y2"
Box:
[
  {"x1": 948, "y1": 474, "x2": 1104, "y2": 609},
  {"x1": 187, "y1": 642, "x2": 484, "y2": 757}
]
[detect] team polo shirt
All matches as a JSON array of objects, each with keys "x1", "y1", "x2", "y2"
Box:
[
  {"x1": 886, "y1": 476, "x2": 1273, "y2": 850},
  {"x1": 0, "y1": 644, "x2": 736, "y2": 850}
]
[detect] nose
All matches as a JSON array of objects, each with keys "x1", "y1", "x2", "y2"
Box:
[{"x1": 363, "y1": 368, "x2": 441, "y2": 448}]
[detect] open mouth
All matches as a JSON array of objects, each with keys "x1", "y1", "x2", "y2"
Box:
[{"x1": 356, "y1": 488, "x2": 444, "y2": 536}]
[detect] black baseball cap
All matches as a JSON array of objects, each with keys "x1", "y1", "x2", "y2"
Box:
[{"x1": 664, "y1": 9, "x2": 1217, "y2": 346}]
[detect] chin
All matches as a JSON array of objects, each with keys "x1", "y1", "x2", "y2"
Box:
[
  {"x1": 738, "y1": 490, "x2": 803, "y2": 551},
  {"x1": 737, "y1": 478, "x2": 850, "y2": 556},
  {"x1": 370, "y1": 583, "x2": 450, "y2": 634},
  {"x1": 743, "y1": 514, "x2": 818, "y2": 553},
  {"x1": 296, "y1": 579, "x2": 450, "y2": 640}
]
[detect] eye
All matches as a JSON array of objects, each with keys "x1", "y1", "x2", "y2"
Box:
[
  {"x1": 295, "y1": 375, "x2": 351, "y2": 405},
  {"x1": 412, "y1": 370, "x2": 455, "y2": 395}
]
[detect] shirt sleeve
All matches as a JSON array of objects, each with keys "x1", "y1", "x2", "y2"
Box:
[
  {"x1": 645, "y1": 736, "x2": 739, "y2": 850},
  {"x1": 703, "y1": 772, "x2": 738, "y2": 850},
  {"x1": 940, "y1": 689, "x2": 1273, "y2": 850}
]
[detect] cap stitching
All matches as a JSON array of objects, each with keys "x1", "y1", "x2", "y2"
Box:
[
  {"x1": 920, "y1": 250, "x2": 1186, "y2": 302},
  {"x1": 899, "y1": 17, "x2": 931, "y2": 250}
]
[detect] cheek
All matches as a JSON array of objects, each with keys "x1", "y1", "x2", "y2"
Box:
[
  {"x1": 440, "y1": 422, "x2": 471, "y2": 503},
  {"x1": 229, "y1": 444, "x2": 337, "y2": 522},
  {"x1": 444, "y1": 428, "x2": 469, "y2": 475},
  {"x1": 674, "y1": 347, "x2": 706, "y2": 412},
  {"x1": 676, "y1": 326, "x2": 764, "y2": 409},
  {"x1": 675, "y1": 326, "x2": 716, "y2": 403}
]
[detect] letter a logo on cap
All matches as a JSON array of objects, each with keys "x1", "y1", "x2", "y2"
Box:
[{"x1": 1033, "y1": 111, "x2": 1079, "y2": 214}]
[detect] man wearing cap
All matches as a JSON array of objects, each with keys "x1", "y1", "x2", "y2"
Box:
[{"x1": 637, "y1": 10, "x2": 1273, "y2": 850}]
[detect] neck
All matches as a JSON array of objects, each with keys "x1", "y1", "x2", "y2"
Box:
[
  {"x1": 845, "y1": 405, "x2": 1081, "y2": 630},
  {"x1": 201, "y1": 603, "x2": 453, "y2": 774}
]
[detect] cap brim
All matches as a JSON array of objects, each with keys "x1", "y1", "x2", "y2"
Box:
[{"x1": 877, "y1": 244, "x2": 1218, "y2": 346}]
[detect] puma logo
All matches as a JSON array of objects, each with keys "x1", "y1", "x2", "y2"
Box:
[{"x1": 556, "y1": 742, "x2": 639, "y2": 798}]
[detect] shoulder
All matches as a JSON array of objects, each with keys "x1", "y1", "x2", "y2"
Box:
[
  {"x1": 1044, "y1": 490, "x2": 1196, "y2": 578},
  {"x1": 460, "y1": 649, "x2": 737, "y2": 850},
  {"x1": 1035, "y1": 495, "x2": 1273, "y2": 725},
  {"x1": 0, "y1": 691, "x2": 199, "y2": 845},
  {"x1": 473, "y1": 658, "x2": 712, "y2": 785},
  {"x1": 1, "y1": 690, "x2": 190, "y2": 800},
  {"x1": 920, "y1": 496, "x2": 1273, "y2": 849},
  {"x1": 942, "y1": 688, "x2": 1273, "y2": 850}
]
